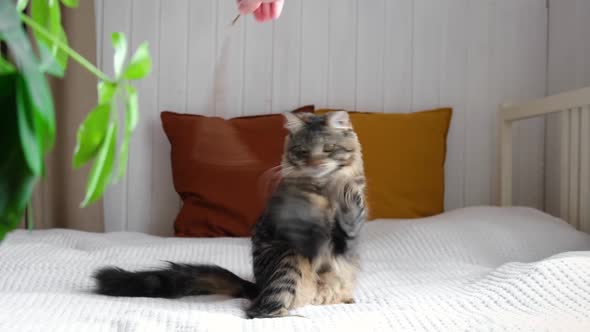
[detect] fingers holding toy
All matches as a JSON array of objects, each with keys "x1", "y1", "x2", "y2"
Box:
[{"x1": 238, "y1": 0, "x2": 284, "y2": 22}]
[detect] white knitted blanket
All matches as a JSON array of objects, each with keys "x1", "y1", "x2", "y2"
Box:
[{"x1": 1, "y1": 207, "x2": 589, "y2": 331}]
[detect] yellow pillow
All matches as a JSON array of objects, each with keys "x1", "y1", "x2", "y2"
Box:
[{"x1": 316, "y1": 108, "x2": 452, "y2": 220}]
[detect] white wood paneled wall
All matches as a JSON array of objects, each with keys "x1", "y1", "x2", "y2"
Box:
[
  {"x1": 545, "y1": 0, "x2": 590, "y2": 218},
  {"x1": 96, "y1": 0, "x2": 548, "y2": 236}
]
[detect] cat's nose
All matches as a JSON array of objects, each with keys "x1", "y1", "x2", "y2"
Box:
[{"x1": 307, "y1": 158, "x2": 323, "y2": 167}]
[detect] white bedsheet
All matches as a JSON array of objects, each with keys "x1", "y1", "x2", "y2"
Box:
[{"x1": 1, "y1": 206, "x2": 590, "y2": 331}]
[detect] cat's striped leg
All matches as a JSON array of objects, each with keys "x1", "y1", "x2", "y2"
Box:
[{"x1": 247, "y1": 254, "x2": 301, "y2": 318}]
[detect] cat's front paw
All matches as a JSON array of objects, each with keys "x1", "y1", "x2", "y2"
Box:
[
  {"x1": 246, "y1": 305, "x2": 289, "y2": 319},
  {"x1": 336, "y1": 204, "x2": 366, "y2": 238}
]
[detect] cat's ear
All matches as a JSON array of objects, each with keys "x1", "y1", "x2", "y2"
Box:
[
  {"x1": 283, "y1": 112, "x2": 306, "y2": 132},
  {"x1": 327, "y1": 111, "x2": 352, "y2": 129}
]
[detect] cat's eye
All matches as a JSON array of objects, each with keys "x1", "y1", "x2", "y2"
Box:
[
  {"x1": 291, "y1": 146, "x2": 309, "y2": 156},
  {"x1": 323, "y1": 144, "x2": 336, "y2": 152}
]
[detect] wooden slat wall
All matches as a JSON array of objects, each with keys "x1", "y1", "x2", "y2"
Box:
[
  {"x1": 97, "y1": 0, "x2": 548, "y2": 235},
  {"x1": 129, "y1": 0, "x2": 162, "y2": 234},
  {"x1": 580, "y1": 107, "x2": 590, "y2": 232},
  {"x1": 546, "y1": 0, "x2": 590, "y2": 219}
]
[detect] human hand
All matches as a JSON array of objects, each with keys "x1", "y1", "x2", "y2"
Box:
[{"x1": 237, "y1": 0, "x2": 284, "y2": 22}]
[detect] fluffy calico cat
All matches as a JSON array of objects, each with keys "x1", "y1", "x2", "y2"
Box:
[{"x1": 93, "y1": 110, "x2": 367, "y2": 319}]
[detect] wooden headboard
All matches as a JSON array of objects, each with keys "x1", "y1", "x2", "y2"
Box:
[{"x1": 499, "y1": 86, "x2": 590, "y2": 232}]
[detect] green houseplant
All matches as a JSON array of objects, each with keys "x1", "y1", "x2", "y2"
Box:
[{"x1": 0, "y1": 0, "x2": 152, "y2": 240}]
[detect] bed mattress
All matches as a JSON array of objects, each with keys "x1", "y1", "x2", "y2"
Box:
[{"x1": 1, "y1": 206, "x2": 589, "y2": 331}]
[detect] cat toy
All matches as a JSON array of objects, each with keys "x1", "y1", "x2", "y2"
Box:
[
  {"x1": 231, "y1": 14, "x2": 241, "y2": 26},
  {"x1": 193, "y1": 12, "x2": 259, "y2": 168}
]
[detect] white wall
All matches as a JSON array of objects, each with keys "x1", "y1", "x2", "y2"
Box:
[
  {"x1": 96, "y1": 0, "x2": 548, "y2": 236},
  {"x1": 545, "y1": 0, "x2": 590, "y2": 217}
]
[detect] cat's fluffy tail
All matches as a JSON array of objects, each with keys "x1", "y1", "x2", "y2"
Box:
[{"x1": 93, "y1": 263, "x2": 258, "y2": 299}]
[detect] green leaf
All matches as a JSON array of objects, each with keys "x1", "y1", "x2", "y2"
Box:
[
  {"x1": 0, "y1": 73, "x2": 38, "y2": 241},
  {"x1": 16, "y1": 76, "x2": 42, "y2": 176},
  {"x1": 98, "y1": 81, "x2": 117, "y2": 105},
  {"x1": 116, "y1": 138, "x2": 130, "y2": 181},
  {"x1": 111, "y1": 32, "x2": 127, "y2": 78},
  {"x1": 26, "y1": 84, "x2": 54, "y2": 155},
  {"x1": 123, "y1": 42, "x2": 151, "y2": 80},
  {"x1": 15, "y1": 59, "x2": 56, "y2": 155},
  {"x1": 60, "y1": 0, "x2": 79, "y2": 8},
  {"x1": 82, "y1": 123, "x2": 117, "y2": 207},
  {"x1": 0, "y1": 56, "x2": 16, "y2": 74},
  {"x1": 31, "y1": 0, "x2": 69, "y2": 72},
  {"x1": 0, "y1": 1, "x2": 48, "y2": 240},
  {"x1": 16, "y1": 0, "x2": 29, "y2": 11},
  {"x1": 125, "y1": 85, "x2": 139, "y2": 131},
  {"x1": 38, "y1": 41, "x2": 65, "y2": 77},
  {"x1": 21, "y1": 63, "x2": 56, "y2": 154},
  {"x1": 73, "y1": 104, "x2": 111, "y2": 169},
  {"x1": 0, "y1": 73, "x2": 18, "y2": 99},
  {"x1": 53, "y1": 27, "x2": 69, "y2": 71},
  {"x1": 1, "y1": 0, "x2": 56, "y2": 153},
  {"x1": 117, "y1": 85, "x2": 138, "y2": 179}
]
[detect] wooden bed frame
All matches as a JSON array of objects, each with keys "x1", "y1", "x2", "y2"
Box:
[{"x1": 499, "y1": 86, "x2": 590, "y2": 233}]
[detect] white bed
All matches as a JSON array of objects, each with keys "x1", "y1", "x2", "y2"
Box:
[{"x1": 1, "y1": 206, "x2": 589, "y2": 331}]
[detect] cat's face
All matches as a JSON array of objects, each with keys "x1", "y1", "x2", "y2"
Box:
[{"x1": 282, "y1": 111, "x2": 361, "y2": 178}]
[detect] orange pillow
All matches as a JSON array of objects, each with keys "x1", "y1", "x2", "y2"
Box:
[
  {"x1": 316, "y1": 108, "x2": 452, "y2": 219},
  {"x1": 161, "y1": 106, "x2": 314, "y2": 237}
]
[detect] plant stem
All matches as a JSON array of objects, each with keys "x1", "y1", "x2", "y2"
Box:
[{"x1": 19, "y1": 13, "x2": 111, "y2": 82}]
